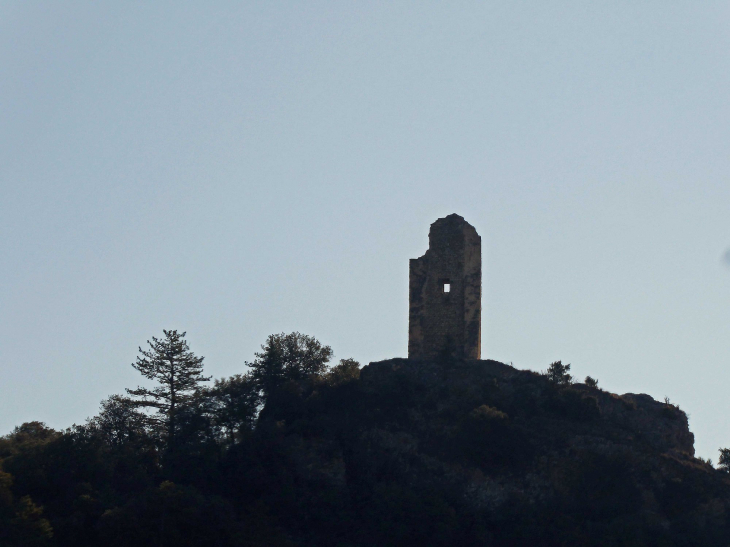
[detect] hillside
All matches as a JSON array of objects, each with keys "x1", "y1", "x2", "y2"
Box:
[
  {"x1": 2, "y1": 356, "x2": 730, "y2": 546},
  {"x1": 254, "y1": 357, "x2": 728, "y2": 546}
]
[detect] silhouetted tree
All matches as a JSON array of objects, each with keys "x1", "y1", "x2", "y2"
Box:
[
  {"x1": 206, "y1": 373, "x2": 259, "y2": 445},
  {"x1": 719, "y1": 448, "x2": 730, "y2": 473},
  {"x1": 326, "y1": 358, "x2": 361, "y2": 386},
  {"x1": 248, "y1": 332, "x2": 333, "y2": 402},
  {"x1": 127, "y1": 330, "x2": 210, "y2": 451},
  {"x1": 546, "y1": 361, "x2": 573, "y2": 385},
  {"x1": 0, "y1": 423, "x2": 60, "y2": 463},
  {"x1": 584, "y1": 376, "x2": 598, "y2": 388},
  {"x1": 87, "y1": 395, "x2": 149, "y2": 449}
]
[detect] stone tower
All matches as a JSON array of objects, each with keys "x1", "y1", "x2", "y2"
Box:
[{"x1": 408, "y1": 214, "x2": 481, "y2": 360}]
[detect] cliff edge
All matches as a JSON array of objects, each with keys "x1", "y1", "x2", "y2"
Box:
[{"x1": 255, "y1": 357, "x2": 730, "y2": 545}]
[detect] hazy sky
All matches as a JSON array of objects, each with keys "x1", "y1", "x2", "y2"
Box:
[{"x1": 1, "y1": 2, "x2": 729, "y2": 460}]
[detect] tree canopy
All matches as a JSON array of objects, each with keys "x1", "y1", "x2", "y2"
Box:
[
  {"x1": 546, "y1": 360, "x2": 573, "y2": 385},
  {"x1": 247, "y1": 331, "x2": 333, "y2": 401},
  {"x1": 127, "y1": 330, "x2": 211, "y2": 450},
  {"x1": 4, "y1": 331, "x2": 729, "y2": 547}
]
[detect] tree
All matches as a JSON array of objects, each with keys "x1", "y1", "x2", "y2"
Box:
[
  {"x1": 546, "y1": 361, "x2": 572, "y2": 386},
  {"x1": 127, "y1": 330, "x2": 210, "y2": 451},
  {"x1": 718, "y1": 448, "x2": 730, "y2": 473},
  {"x1": 87, "y1": 395, "x2": 149, "y2": 449},
  {"x1": 326, "y1": 358, "x2": 361, "y2": 386},
  {"x1": 206, "y1": 373, "x2": 259, "y2": 446},
  {"x1": 0, "y1": 470, "x2": 53, "y2": 546},
  {"x1": 248, "y1": 332, "x2": 333, "y2": 402},
  {"x1": 0, "y1": 422, "x2": 59, "y2": 459},
  {"x1": 584, "y1": 376, "x2": 598, "y2": 389}
]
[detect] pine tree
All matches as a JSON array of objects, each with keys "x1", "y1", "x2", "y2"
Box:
[
  {"x1": 546, "y1": 360, "x2": 573, "y2": 385},
  {"x1": 127, "y1": 330, "x2": 210, "y2": 451}
]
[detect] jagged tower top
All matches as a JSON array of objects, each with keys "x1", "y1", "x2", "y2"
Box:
[{"x1": 408, "y1": 214, "x2": 481, "y2": 360}]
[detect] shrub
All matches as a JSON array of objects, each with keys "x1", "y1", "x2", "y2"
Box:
[
  {"x1": 718, "y1": 448, "x2": 730, "y2": 473},
  {"x1": 326, "y1": 358, "x2": 361, "y2": 386},
  {"x1": 469, "y1": 405, "x2": 508, "y2": 421},
  {"x1": 584, "y1": 376, "x2": 598, "y2": 388}
]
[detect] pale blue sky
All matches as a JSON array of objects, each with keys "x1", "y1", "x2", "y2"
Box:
[{"x1": 1, "y1": 2, "x2": 729, "y2": 460}]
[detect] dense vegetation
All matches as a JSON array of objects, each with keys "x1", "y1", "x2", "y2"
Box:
[{"x1": 2, "y1": 331, "x2": 730, "y2": 546}]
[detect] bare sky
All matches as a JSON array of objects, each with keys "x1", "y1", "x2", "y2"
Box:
[{"x1": 1, "y1": 2, "x2": 729, "y2": 460}]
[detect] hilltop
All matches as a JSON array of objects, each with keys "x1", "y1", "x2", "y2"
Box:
[
  {"x1": 252, "y1": 357, "x2": 727, "y2": 546},
  {"x1": 3, "y1": 354, "x2": 730, "y2": 547}
]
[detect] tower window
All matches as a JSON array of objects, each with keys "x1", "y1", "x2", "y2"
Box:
[{"x1": 438, "y1": 277, "x2": 451, "y2": 294}]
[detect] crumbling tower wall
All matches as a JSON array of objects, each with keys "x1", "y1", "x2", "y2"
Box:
[{"x1": 408, "y1": 214, "x2": 481, "y2": 360}]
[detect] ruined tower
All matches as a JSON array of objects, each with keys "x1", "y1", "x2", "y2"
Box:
[{"x1": 408, "y1": 214, "x2": 481, "y2": 360}]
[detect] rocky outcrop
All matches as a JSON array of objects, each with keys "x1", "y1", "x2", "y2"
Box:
[
  {"x1": 257, "y1": 357, "x2": 730, "y2": 545},
  {"x1": 361, "y1": 358, "x2": 694, "y2": 456}
]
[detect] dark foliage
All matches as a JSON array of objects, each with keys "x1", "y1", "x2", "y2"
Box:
[
  {"x1": 545, "y1": 360, "x2": 573, "y2": 385},
  {"x1": 3, "y1": 335, "x2": 730, "y2": 546},
  {"x1": 584, "y1": 376, "x2": 599, "y2": 388},
  {"x1": 97, "y1": 481, "x2": 245, "y2": 547},
  {"x1": 0, "y1": 467, "x2": 53, "y2": 546},
  {"x1": 126, "y1": 330, "x2": 211, "y2": 453},
  {"x1": 248, "y1": 332, "x2": 333, "y2": 404},
  {"x1": 719, "y1": 447, "x2": 730, "y2": 473}
]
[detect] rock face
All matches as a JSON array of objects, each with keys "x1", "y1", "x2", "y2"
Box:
[
  {"x1": 256, "y1": 357, "x2": 730, "y2": 546},
  {"x1": 360, "y1": 358, "x2": 696, "y2": 458},
  {"x1": 408, "y1": 214, "x2": 481, "y2": 360}
]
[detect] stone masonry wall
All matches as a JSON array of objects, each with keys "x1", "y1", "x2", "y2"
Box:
[{"x1": 408, "y1": 214, "x2": 481, "y2": 360}]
